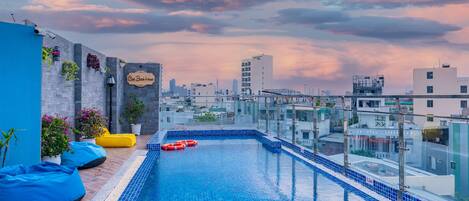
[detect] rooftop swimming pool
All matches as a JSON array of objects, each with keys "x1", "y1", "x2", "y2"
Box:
[{"x1": 137, "y1": 135, "x2": 376, "y2": 201}]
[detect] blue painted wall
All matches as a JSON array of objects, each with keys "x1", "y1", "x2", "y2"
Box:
[{"x1": 0, "y1": 22, "x2": 42, "y2": 166}]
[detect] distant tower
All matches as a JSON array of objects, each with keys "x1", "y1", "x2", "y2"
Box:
[
  {"x1": 232, "y1": 79, "x2": 239, "y2": 95},
  {"x1": 169, "y1": 79, "x2": 176, "y2": 93}
]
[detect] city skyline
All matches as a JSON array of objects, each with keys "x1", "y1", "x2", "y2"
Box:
[{"x1": 2, "y1": 0, "x2": 469, "y2": 93}]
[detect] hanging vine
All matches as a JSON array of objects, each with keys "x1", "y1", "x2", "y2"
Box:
[{"x1": 42, "y1": 47, "x2": 53, "y2": 66}]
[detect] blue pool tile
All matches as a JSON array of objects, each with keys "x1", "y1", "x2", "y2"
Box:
[
  {"x1": 119, "y1": 151, "x2": 159, "y2": 201},
  {"x1": 126, "y1": 129, "x2": 426, "y2": 201}
]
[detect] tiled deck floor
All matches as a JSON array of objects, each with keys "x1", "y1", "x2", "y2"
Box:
[{"x1": 79, "y1": 135, "x2": 151, "y2": 201}]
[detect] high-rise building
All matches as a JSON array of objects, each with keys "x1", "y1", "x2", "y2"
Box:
[
  {"x1": 232, "y1": 79, "x2": 239, "y2": 95},
  {"x1": 413, "y1": 64, "x2": 469, "y2": 127},
  {"x1": 241, "y1": 54, "x2": 273, "y2": 95},
  {"x1": 169, "y1": 79, "x2": 176, "y2": 93}
]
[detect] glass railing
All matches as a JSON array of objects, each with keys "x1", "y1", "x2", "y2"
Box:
[
  {"x1": 159, "y1": 94, "x2": 469, "y2": 201},
  {"x1": 159, "y1": 96, "x2": 258, "y2": 130}
]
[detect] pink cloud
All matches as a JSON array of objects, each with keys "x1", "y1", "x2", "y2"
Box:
[
  {"x1": 169, "y1": 10, "x2": 205, "y2": 16},
  {"x1": 404, "y1": 3, "x2": 469, "y2": 26},
  {"x1": 22, "y1": 0, "x2": 149, "y2": 13},
  {"x1": 445, "y1": 27, "x2": 469, "y2": 44},
  {"x1": 94, "y1": 18, "x2": 144, "y2": 28},
  {"x1": 401, "y1": 3, "x2": 469, "y2": 44}
]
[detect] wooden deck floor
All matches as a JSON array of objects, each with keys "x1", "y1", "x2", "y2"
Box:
[{"x1": 79, "y1": 135, "x2": 151, "y2": 201}]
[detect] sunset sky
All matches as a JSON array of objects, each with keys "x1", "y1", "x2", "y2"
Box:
[{"x1": 2, "y1": 0, "x2": 469, "y2": 93}]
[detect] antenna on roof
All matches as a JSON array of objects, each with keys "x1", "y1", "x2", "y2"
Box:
[{"x1": 10, "y1": 13, "x2": 15, "y2": 23}]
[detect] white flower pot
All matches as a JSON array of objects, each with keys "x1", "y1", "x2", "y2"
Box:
[
  {"x1": 131, "y1": 124, "x2": 142, "y2": 135},
  {"x1": 42, "y1": 155, "x2": 61, "y2": 165},
  {"x1": 82, "y1": 138, "x2": 96, "y2": 144}
]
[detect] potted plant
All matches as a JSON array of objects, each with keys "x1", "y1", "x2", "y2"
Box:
[
  {"x1": 123, "y1": 95, "x2": 145, "y2": 135},
  {"x1": 76, "y1": 108, "x2": 107, "y2": 143},
  {"x1": 41, "y1": 115, "x2": 71, "y2": 164},
  {"x1": 0, "y1": 128, "x2": 16, "y2": 168}
]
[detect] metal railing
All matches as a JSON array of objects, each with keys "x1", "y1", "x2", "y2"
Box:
[{"x1": 160, "y1": 93, "x2": 469, "y2": 201}]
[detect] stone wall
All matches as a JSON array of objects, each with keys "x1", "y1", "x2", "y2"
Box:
[
  {"x1": 40, "y1": 33, "x2": 162, "y2": 138},
  {"x1": 106, "y1": 57, "x2": 125, "y2": 133},
  {"x1": 123, "y1": 63, "x2": 162, "y2": 135},
  {"x1": 74, "y1": 44, "x2": 107, "y2": 116},
  {"x1": 41, "y1": 35, "x2": 76, "y2": 129}
]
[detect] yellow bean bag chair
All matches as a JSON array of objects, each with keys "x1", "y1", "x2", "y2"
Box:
[{"x1": 96, "y1": 128, "x2": 136, "y2": 148}]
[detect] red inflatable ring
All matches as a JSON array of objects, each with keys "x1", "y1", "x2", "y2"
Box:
[
  {"x1": 176, "y1": 140, "x2": 198, "y2": 147},
  {"x1": 161, "y1": 142, "x2": 186, "y2": 151}
]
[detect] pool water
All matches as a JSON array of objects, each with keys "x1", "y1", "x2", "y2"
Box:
[{"x1": 138, "y1": 136, "x2": 375, "y2": 201}]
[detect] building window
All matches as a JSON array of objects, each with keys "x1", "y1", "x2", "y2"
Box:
[
  {"x1": 461, "y1": 85, "x2": 468, "y2": 93},
  {"x1": 450, "y1": 161, "x2": 456, "y2": 170},
  {"x1": 427, "y1": 115, "x2": 434, "y2": 122},
  {"x1": 461, "y1": 100, "x2": 467, "y2": 108},
  {"x1": 427, "y1": 100, "x2": 433, "y2": 108},
  {"x1": 426, "y1": 86, "x2": 433, "y2": 93},
  {"x1": 302, "y1": 132, "x2": 309, "y2": 139},
  {"x1": 440, "y1": 120, "x2": 448, "y2": 127},
  {"x1": 430, "y1": 156, "x2": 437, "y2": 170},
  {"x1": 427, "y1": 72, "x2": 433, "y2": 79}
]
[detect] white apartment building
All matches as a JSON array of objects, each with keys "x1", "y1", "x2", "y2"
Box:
[
  {"x1": 413, "y1": 65, "x2": 469, "y2": 128},
  {"x1": 349, "y1": 97, "x2": 423, "y2": 166},
  {"x1": 258, "y1": 105, "x2": 330, "y2": 147},
  {"x1": 241, "y1": 54, "x2": 273, "y2": 95},
  {"x1": 190, "y1": 83, "x2": 216, "y2": 108}
]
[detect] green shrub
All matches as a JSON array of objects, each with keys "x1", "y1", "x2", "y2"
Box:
[
  {"x1": 41, "y1": 115, "x2": 70, "y2": 157},
  {"x1": 0, "y1": 128, "x2": 16, "y2": 168},
  {"x1": 61, "y1": 61, "x2": 80, "y2": 81},
  {"x1": 123, "y1": 95, "x2": 145, "y2": 124},
  {"x1": 42, "y1": 47, "x2": 53, "y2": 66},
  {"x1": 196, "y1": 112, "x2": 217, "y2": 122}
]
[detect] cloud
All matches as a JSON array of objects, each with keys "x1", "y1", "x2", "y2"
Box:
[
  {"x1": 22, "y1": 0, "x2": 149, "y2": 13},
  {"x1": 169, "y1": 10, "x2": 205, "y2": 16},
  {"x1": 275, "y1": 8, "x2": 460, "y2": 40},
  {"x1": 321, "y1": 0, "x2": 469, "y2": 9},
  {"x1": 17, "y1": 11, "x2": 226, "y2": 34},
  {"x1": 127, "y1": 0, "x2": 276, "y2": 12},
  {"x1": 316, "y1": 16, "x2": 461, "y2": 40},
  {"x1": 276, "y1": 8, "x2": 349, "y2": 24},
  {"x1": 15, "y1": 0, "x2": 226, "y2": 34},
  {"x1": 67, "y1": 31, "x2": 469, "y2": 93}
]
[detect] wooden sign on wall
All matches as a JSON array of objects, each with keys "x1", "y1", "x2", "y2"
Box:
[{"x1": 127, "y1": 71, "x2": 156, "y2": 87}]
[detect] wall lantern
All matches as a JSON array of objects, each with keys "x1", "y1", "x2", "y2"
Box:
[{"x1": 106, "y1": 74, "x2": 116, "y2": 131}]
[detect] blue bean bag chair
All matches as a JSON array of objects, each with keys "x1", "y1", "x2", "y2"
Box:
[
  {"x1": 0, "y1": 162, "x2": 86, "y2": 201},
  {"x1": 61, "y1": 142, "x2": 107, "y2": 169}
]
